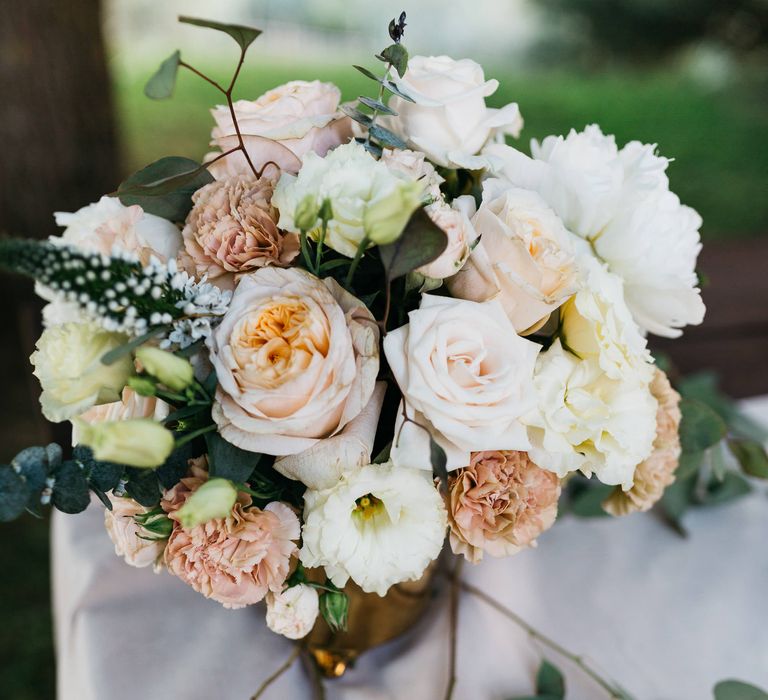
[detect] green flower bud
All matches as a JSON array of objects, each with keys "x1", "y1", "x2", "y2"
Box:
[
  {"x1": 176, "y1": 478, "x2": 238, "y2": 529},
  {"x1": 135, "y1": 346, "x2": 194, "y2": 392},
  {"x1": 318, "y1": 198, "x2": 334, "y2": 223},
  {"x1": 128, "y1": 375, "x2": 157, "y2": 397},
  {"x1": 74, "y1": 418, "x2": 175, "y2": 468},
  {"x1": 133, "y1": 507, "x2": 173, "y2": 539},
  {"x1": 363, "y1": 180, "x2": 424, "y2": 245},
  {"x1": 294, "y1": 194, "x2": 321, "y2": 232},
  {"x1": 319, "y1": 588, "x2": 349, "y2": 633}
]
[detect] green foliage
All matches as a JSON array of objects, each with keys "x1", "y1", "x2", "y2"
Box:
[
  {"x1": 714, "y1": 680, "x2": 768, "y2": 700},
  {"x1": 0, "y1": 467, "x2": 31, "y2": 522},
  {"x1": 565, "y1": 478, "x2": 614, "y2": 519},
  {"x1": 429, "y1": 436, "x2": 448, "y2": 491},
  {"x1": 378, "y1": 43, "x2": 409, "y2": 78},
  {"x1": 144, "y1": 50, "x2": 181, "y2": 100},
  {"x1": 678, "y1": 399, "x2": 727, "y2": 453},
  {"x1": 728, "y1": 439, "x2": 768, "y2": 478},
  {"x1": 178, "y1": 16, "x2": 262, "y2": 53},
  {"x1": 204, "y1": 432, "x2": 261, "y2": 483},
  {"x1": 508, "y1": 659, "x2": 566, "y2": 700},
  {"x1": 379, "y1": 208, "x2": 448, "y2": 281},
  {"x1": 318, "y1": 583, "x2": 349, "y2": 633},
  {"x1": 123, "y1": 467, "x2": 162, "y2": 508},
  {"x1": 51, "y1": 461, "x2": 90, "y2": 514},
  {"x1": 117, "y1": 156, "x2": 214, "y2": 221}
]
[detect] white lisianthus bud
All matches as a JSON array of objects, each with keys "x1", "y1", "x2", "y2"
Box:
[
  {"x1": 363, "y1": 179, "x2": 424, "y2": 245},
  {"x1": 175, "y1": 477, "x2": 238, "y2": 529},
  {"x1": 294, "y1": 194, "x2": 321, "y2": 232},
  {"x1": 265, "y1": 584, "x2": 320, "y2": 639},
  {"x1": 135, "y1": 346, "x2": 194, "y2": 392},
  {"x1": 74, "y1": 418, "x2": 175, "y2": 468}
]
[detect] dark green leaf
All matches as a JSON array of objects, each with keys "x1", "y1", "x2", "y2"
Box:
[
  {"x1": 178, "y1": 16, "x2": 262, "y2": 52},
  {"x1": 0, "y1": 466, "x2": 32, "y2": 522},
  {"x1": 714, "y1": 680, "x2": 768, "y2": 700},
  {"x1": 205, "y1": 432, "x2": 261, "y2": 483},
  {"x1": 379, "y1": 207, "x2": 448, "y2": 281},
  {"x1": 203, "y1": 369, "x2": 218, "y2": 397},
  {"x1": 353, "y1": 64, "x2": 382, "y2": 82},
  {"x1": 124, "y1": 468, "x2": 162, "y2": 508},
  {"x1": 11, "y1": 447, "x2": 49, "y2": 494},
  {"x1": 728, "y1": 439, "x2": 768, "y2": 479},
  {"x1": 144, "y1": 50, "x2": 181, "y2": 100},
  {"x1": 569, "y1": 482, "x2": 614, "y2": 518},
  {"x1": 675, "y1": 450, "x2": 705, "y2": 479},
  {"x1": 164, "y1": 404, "x2": 208, "y2": 425},
  {"x1": 700, "y1": 472, "x2": 751, "y2": 506},
  {"x1": 340, "y1": 104, "x2": 373, "y2": 127},
  {"x1": 155, "y1": 441, "x2": 197, "y2": 489},
  {"x1": 536, "y1": 660, "x2": 565, "y2": 699},
  {"x1": 379, "y1": 43, "x2": 409, "y2": 77},
  {"x1": 352, "y1": 65, "x2": 415, "y2": 102},
  {"x1": 101, "y1": 327, "x2": 169, "y2": 365},
  {"x1": 659, "y1": 471, "x2": 696, "y2": 536},
  {"x1": 430, "y1": 437, "x2": 448, "y2": 491},
  {"x1": 117, "y1": 157, "x2": 214, "y2": 221},
  {"x1": 361, "y1": 140, "x2": 383, "y2": 158},
  {"x1": 369, "y1": 123, "x2": 408, "y2": 149},
  {"x1": 358, "y1": 95, "x2": 397, "y2": 115},
  {"x1": 90, "y1": 484, "x2": 113, "y2": 510},
  {"x1": 52, "y1": 461, "x2": 91, "y2": 514},
  {"x1": 678, "y1": 399, "x2": 727, "y2": 453}
]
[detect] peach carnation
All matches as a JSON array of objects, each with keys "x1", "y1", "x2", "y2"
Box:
[
  {"x1": 448, "y1": 450, "x2": 561, "y2": 563},
  {"x1": 161, "y1": 463, "x2": 300, "y2": 608},
  {"x1": 179, "y1": 176, "x2": 299, "y2": 289},
  {"x1": 603, "y1": 369, "x2": 682, "y2": 516}
]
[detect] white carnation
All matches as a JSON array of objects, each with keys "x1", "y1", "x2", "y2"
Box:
[
  {"x1": 524, "y1": 339, "x2": 657, "y2": 489},
  {"x1": 265, "y1": 584, "x2": 320, "y2": 640},
  {"x1": 299, "y1": 462, "x2": 447, "y2": 596}
]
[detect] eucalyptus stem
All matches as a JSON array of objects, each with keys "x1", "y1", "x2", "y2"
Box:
[
  {"x1": 456, "y1": 578, "x2": 629, "y2": 699},
  {"x1": 365, "y1": 68, "x2": 389, "y2": 147},
  {"x1": 344, "y1": 235, "x2": 370, "y2": 287},
  {"x1": 250, "y1": 644, "x2": 301, "y2": 700},
  {"x1": 174, "y1": 424, "x2": 216, "y2": 449}
]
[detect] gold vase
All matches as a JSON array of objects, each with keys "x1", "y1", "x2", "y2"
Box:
[{"x1": 305, "y1": 564, "x2": 439, "y2": 678}]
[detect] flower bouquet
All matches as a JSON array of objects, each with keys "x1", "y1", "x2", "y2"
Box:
[{"x1": 2, "y1": 10, "x2": 764, "y2": 694}]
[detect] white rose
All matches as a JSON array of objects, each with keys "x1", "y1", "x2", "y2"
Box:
[
  {"x1": 379, "y1": 55, "x2": 523, "y2": 169},
  {"x1": 300, "y1": 462, "x2": 447, "y2": 596},
  {"x1": 446, "y1": 180, "x2": 578, "y2": 333},
  {"x1": 207, "y1": 267, "x2": 379, "y2": 456},
  {"x1": 384, "y1": 295, "x2": 540, "y2": 471},
  {"x1": 380, "y1": 148, "x2": 445, "y2": 202},
  {"x1": 484, "y1": 125, "x2": 705, "y2": 337},
  {"x1": 523, "y1": 339, "x2": 657, "y2": 489},
  {"x1": 104, "y1": 497, "x2": 166, "y2": 570},
  {"x1": 273, "y1": 141, "x2": 425, "y2": 257},
  {"x1": 207, "y1": 80, "x2": 352, "y2": 178},
  {"x1": 560, "y1": 256, "x2": 654, "y2": 383},
  {"x1": 30, "y1": 322, "x2": 133, "y2": 423},
  {"x1": 416, "y1": 196, "x2": 477, "y2": 280},
  {"x1": 265, "y1": 584, "x2": 320, "y2": 640}
]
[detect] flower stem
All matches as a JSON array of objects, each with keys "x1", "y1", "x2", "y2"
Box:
[
  {"x1": 250, "y1": 644, "x2": 301, "y2": 700},
  {"x1": 300, "y1": 230, "x2": 314, "y2": 273},
  {"x1": 179, "y1": 61, "x2": 226, "y2": 92},
  {"x1": 315, "y1": 219, "x2": 328, "y2": 273},
  {"x1": 443, "y1": 557, "x2": 464, "y2": 700},
  {"x1": 174, "y1": 424, "x2": 216, "y2": 449},
  {"x1": 225, "y1": 48, "x2": 259, "y2": 179},
  {"x1": 344, "y1": 235, "x2": 370, "y2": 287},
  {"x1": 455, "y1": 577, "x2": 630, "y2": 699}
]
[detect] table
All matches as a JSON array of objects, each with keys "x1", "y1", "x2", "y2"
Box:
[{"x1": 53, "y1": 397, "x2": 768, "y2": 700}]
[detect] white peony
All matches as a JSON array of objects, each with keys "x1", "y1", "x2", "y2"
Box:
[
  {"x1": 560, "y1": 256, "x2": 654, "y2": 383},
  {"x1": 273, "y1": 141, "x2": 425, "y2": 257},
  {"x1": 384, "y1": 295, "x2": 540, "y2": 471},
  {"x1": 523, "y1": 339, "x2": 657, "y2": 489},
  {"x1": 30, "y1": 322, "x2": 133, "y2": 423},
  {"x1": 484, "y1": 125, "x2": 705, "y2": 337},
  {"x1": 300, "y1": 462, "x2": 447, "y2": 596},
  {"x1": 265, "y1": 584, "x2": 320, "y2": 640},
  {"x1": 446, "y1": 179, "x2": 578, "y2": 333},
  {"x1": 379, "y1": 55, "x2": 522, "y2": 169}
]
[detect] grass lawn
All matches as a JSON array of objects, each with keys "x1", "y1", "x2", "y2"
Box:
[{"x1": 115, "y1": 58, "x2": 768, "y2": 240}]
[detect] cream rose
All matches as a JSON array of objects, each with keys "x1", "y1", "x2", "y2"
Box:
[
  {"x1": 104, "y1": 497, "x2": 165, "y2": 571},
  {"x1": 207, "y1": 80, "x2": 352, "y2": 179},
  {"x1": 384, "y1": 295, "x2": 540, "y2": 471},
  {"x1": 416, "y1": 196, "x2": 477, "y2": 280},
  {"x1": 379, "y1": 55, "x2": 523, "y2": 169},
  {"x1": 380, "y1": 148, "x2": 445, "y2": 202},
  {"x1": 31, "y1": 322, "x2": 133, "y2": 423},
  {"x1": 447, "y1": 180, "x2": 578, "y2": 333},
  {"x1": 524, "y1": 339, "x2": 657, "y2": 488},
  {"x1": 265, "y1": 584, "x2": 320, "y2": 640},
  {"x1": 179, "y1": 176, "x2": 299, "y2": 289},
  {"x1": 208, "y1": 267, "x2": 379, "y2": 455}
]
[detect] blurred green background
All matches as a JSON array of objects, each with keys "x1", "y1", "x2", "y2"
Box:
[{"x1": 1, "y1": 0, "x2": 766, "y2": 697}]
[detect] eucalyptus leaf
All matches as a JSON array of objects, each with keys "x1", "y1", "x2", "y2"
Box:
[
  {"x1": 0, "y1": 466, "x2": 31, "y2": 522},
  {"x1": 379, "y1": 43, "x2": 409, "y2": 77},
  {"x1": 700, "y1": 472, "x2": 751, "y2": 506},
  {"x1": 340, "y1": 104, "x2": 373, "y2": 126},
  {"x1": 379, "y1": 208, "x2": 448, "y2": 281},
  {"x1": 353, "y1": 64, "x2": 381, "y2": 82},
  {"x1": 205, "y1": 432, "x2": 261, "y2": 483},
  {"x1": 728, "y1": 439, "x2": 768, "y2": 479},
  {"x1": 659, "y1": 471, "x2": 696, "y2": 536},
  {"x1": 536, "y1": 659, "x2": 565, "y2": 698},
  {"x1": 155, "y1": 441, "x2": 197, "y2": 489},
  {"x1": 124, "y1": 468, "x2": 162, "y2": 508},
  {"x1": 352, "y1": 65, "x2": 414, "y2": 102},
  {"x1": 568, "y1": 482, "x2": 614, "y2": 518},
  {"x1": 100, "y1": 326, "x2": 169, "y2": 366},
  {"x1": 358, "y1": 95, "x2": 397, "y2": 115},
  {"x1": 73, "y1": 445, "x2": 125, "y2": 492},
  {"x1": 178, "y1": 16, "x2": 262, "y2": 52},
  {"x1": 679, "y1": 399, "x2": 727, "y2": 453},
  {"x1": 714, "y1": 680, "x2": 768, "y2": 700},
  {"x1": 11, "y1": 447, "x2": 49, "y2": 495},
  {"x1": 144, "y1": 50, "x2": 181, "y2": 100},
  {"x1": 368, "y1": 124, "x2": 408, "y2": 149},
  {"x1": 117, "y1": 157, "x2": 214, "y2": 221},
  {"x1": 429, "y1": 437, "x2": 448, "y2": 490},
  {"x1": 52, "y1": 461, "x2": 91, "y2": 514}
]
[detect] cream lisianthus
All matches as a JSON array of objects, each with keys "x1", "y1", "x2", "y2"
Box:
[
  {"x1": 484, "y1": 125, "x2": 705, "y2": 337},
  {"x1": 560, "y1": 256, "x2": 654, "y2": 383},
  {"x1": 384, "y1": 295, "x2": 540, "y2": 471},
  {"x1": 523, "y1": 340, "x2": 657, "y2": 489},
  {"x1": 265, "y1": 584, "x2": 320, "y2": 640},
  {"x1": 379, "y1": 55, "x2": 523, "y2": 169},
  {"x1": 300, "y1": 462, "x2": 447, "y2": 596},
  {"x1": 75, "y1": 418, "x2": 175, "y2": 468},
  {"x1": 208, "y1": 267, "x2": 379, "y2": 456},
  {"x1": 30, "y1": 322, "x2": 133, "y2": 423},
  {"x1": 272, "y1": 141, "x2": 425, "y2": 257},
  {"x1": 446, "y1": 180, "x2": 578, "y2": 333}
]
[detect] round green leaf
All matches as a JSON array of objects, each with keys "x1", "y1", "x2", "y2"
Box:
[
  {"x1": 714, "y1": 680, "x2": 768, "y2": 700},
  {"x1": 52, "y1": 461, "x2": 91, "y2": 514},
  {"x1": 679, "y1": 399, "x2": 727, "y2": 453},
  {"x1": 0, "y1": 466, "x2": 32, "y2": 522}
]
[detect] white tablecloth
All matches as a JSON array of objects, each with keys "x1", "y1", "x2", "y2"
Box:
[{"x1": 53, "y1": 397, "x2": 768, "y2": 700}]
